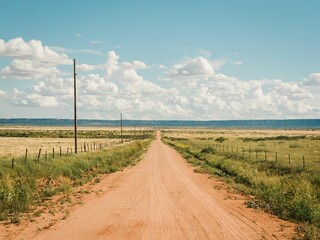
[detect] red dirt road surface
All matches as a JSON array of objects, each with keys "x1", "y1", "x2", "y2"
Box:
[{"x1": 4, "y1": 131, "x2": 295, "y2": 239}]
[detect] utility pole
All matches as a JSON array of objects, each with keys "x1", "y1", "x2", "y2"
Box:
[
  {"x1": 74, "y1": 59, "x2": 78, "y2": 154},
  {"x1": 120, "y1": 113, "x2": 123, "y2": 144}
]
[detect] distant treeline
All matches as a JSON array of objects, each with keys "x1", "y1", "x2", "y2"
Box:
[{"x1": 0, "y1": 118, "x2": 319, "y2": 129}]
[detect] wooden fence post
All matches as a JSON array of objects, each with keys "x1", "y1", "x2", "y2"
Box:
[
  {"x1": 265, "y1": 150, "x2": 267, "y2": 161},
  {"x1": 45, "y1": 150, "x2": 47, "y2": 161},
  {"x1": 60, "y1": 146, "x2": 62, "y2": 157},
  {"x1": 288, "y1": 154, "x2": 291, "y2": 165},
  {"x1": 25, "y1": 149, "x2": 28, "y2": 163},
  {"x1": 37, "y1": 148, "x2": 42, "y2": 162},
  {"x1": 11, "y1": 158, "x2": 14, "y2": 169},
  {"x1": 303, "y1": 156, "x2": 305, "y2": 168},
  {"x1": 53, "y1": 148, "x2": 55, "y2": 159}
]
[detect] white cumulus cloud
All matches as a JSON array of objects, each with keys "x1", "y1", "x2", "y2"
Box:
[
  {"x1": 0, "y1": 37, "x2": 72, "y2": 80},
  {"x1": 1, "y1": 44, "x2": 319, "y2": 120},
  {"x1": 0, "y1": 38, "x2": 71, "y2": 64},
  {"x1": 303, "y1": 73, "x2": 320, "y2": 86},
  {"x1": 169, "y1": 57, "x2": 215, "y2": 79}
]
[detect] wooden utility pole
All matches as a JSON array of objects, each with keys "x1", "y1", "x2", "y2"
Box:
[
  {"x1": 134, "y1": 122, "x2": 136, "y2": 139},
  {"x1": 120, "y1": 113, "x2": 123, "y2": 144},
  {"x1": 74, "y1": 59, "x2": 78, "y2": 154}
]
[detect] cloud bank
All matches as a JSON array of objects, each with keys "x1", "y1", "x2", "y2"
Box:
[{"x1": 0, "y1": 37, "x2": 319, "y2": 120}]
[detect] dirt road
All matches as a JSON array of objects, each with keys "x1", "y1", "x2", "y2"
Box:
[{"x1": 6, "y1": 131, "x2": 295, "y2": 239}]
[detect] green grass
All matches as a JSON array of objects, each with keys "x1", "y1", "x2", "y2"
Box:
[
  {"x1": 0, "y1": 138, "x2": 152, "y2": 223},
  {"x1": 162, "y1": 132, "x2": 320, "y2": 240}
]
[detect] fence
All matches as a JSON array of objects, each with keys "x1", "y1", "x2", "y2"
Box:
[
  {"x1": 196, "y1": 142, "x2": 313, "y2": 169},
  {"x1": 8, "y1": 139, "x2": 132, "y2": 169}
]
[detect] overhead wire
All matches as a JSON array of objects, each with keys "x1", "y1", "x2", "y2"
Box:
[{"x1": 0, "y1": 0, "x2": 36, "y2": 39}]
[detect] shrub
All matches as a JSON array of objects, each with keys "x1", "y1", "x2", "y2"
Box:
[{"x1": 215, "y1": 137, "x2": 227, "y2": 143}]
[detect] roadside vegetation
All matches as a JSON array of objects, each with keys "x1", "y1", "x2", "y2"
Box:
[
  {"x1": 162, "y1": 129, "x2": 320, "y2": 240},
  {"x1": 0, "y1": 137, "x2": 153, "y2": 224}
]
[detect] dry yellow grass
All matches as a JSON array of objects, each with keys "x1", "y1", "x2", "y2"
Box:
[
  {"x1": 163, "y1": 128, "x2": 320, "y2": 140},
  {"x1": 162, "y1": 128, "x2": 320, "y2": 169},
  {"x1": 0, "y1": 126, "x2": 126, "y2": 158},
  {"x1": 0, "y1": 137, "x2": 120, "y2": 158}
]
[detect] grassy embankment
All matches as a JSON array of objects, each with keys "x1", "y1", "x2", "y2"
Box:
[
  {"x1": 162, "y1": 129, "x2": 320, "y2": 240},
  {"x1": 0, "y1": 129, "x2": 154, "y2": 223}
]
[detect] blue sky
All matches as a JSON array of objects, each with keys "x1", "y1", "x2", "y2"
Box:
[{"x1": 0, "y1": 0, "x2": 319, "y2": 120}]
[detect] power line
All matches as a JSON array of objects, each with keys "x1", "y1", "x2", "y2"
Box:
[
  {"x1": 0, "y1": 0, "x2": 35, "y2": 39},
  {"x1": 20, "y1": 1, "x2": 65, "y2": 48}
]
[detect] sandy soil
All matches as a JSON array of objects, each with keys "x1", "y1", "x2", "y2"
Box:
[{"x1": 1, "y1": 131, "x2": 296, "y2": 240}]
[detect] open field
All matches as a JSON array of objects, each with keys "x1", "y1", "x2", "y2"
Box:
[
  {"x1": 163, "y1": 128, "x2": 320, "y2": 169},
  {"x1": 0, "y1": 126, "x2": 153, "y2": 158},
  {"x1": 0, "y1": 137, "x2": 121, "y2": 158},
  {"x1": 162, "y1": 128, "x2": 320, "y2": 239}
]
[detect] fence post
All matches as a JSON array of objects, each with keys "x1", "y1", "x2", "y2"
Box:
[
  {"x1": 303, "y1": 156, "x2": 305, "y2": 168},
  {"x1": 45, "y1": 150, "x2": 47, "y2": 161},
  {"x1": 25, "y1": 149, "x2": 28, "y2": 163},
  {"x1": 288, "y1": 154, "x2": 291, "y2": 165},
  {"x1": 38, "y1": 148, "x2": 42, "y2": 162},
  {"x1": 60, "y1": 146, "x2": 62, "y2": 157},
  {"x1": 265, "y1": 150, "x2": 267, "y2": 161},
  {"x1": 11, "y1": 158, "x2": 14, "y2": 169},
  {"x1": 53, "y1": 148, "x2": 55, "y2": 159}
]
